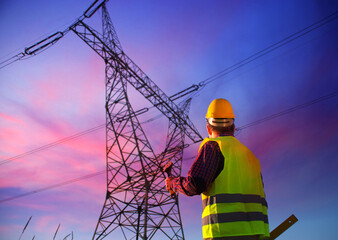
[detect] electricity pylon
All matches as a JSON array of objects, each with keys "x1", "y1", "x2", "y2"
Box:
[{"x1": 71, "y1": 3, "x2": 202, "y2": 239}]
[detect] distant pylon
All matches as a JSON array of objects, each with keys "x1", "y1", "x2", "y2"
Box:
[{"x1": 70, "y1": 3, "x2": 202, "y2": 239}]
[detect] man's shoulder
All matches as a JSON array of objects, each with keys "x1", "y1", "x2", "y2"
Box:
[
  {"x1": 205, "y1": 140, "x2": 219, "y2": 145},
  {"x1": 201, "y1": 140, "x2": 222, "y2": 153},
  {"x1": 203, "y1": 140, "x2": 219, "y2": 147}
]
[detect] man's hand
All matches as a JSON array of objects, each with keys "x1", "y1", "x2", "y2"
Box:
[{"x1": 165, "y1": 177, "x2": 175, "y2": 196}]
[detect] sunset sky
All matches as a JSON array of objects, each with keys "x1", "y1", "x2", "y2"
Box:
[{"x1": 0, "y1": 0, "x2": 337, "y2": 239}]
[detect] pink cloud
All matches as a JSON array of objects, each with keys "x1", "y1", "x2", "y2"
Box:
[
  {"x1": 0, "y1": 224, "x2": 23, "y2": 239},
  {"x1": 0, "y1": 112, "x2": 25, "y2": 125},
  {"x1": 10, "y1": 200, "x2": 55, "y2": 212},
  {"x1": 34, "y1": 215, "x2": 55, "y2": 232}
]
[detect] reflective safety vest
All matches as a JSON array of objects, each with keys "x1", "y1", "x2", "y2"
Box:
[{"x1": 200, "y1": 136, "x2": 269, "y2": 239}]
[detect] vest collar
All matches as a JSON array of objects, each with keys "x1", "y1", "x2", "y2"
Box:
[{"x1": 215, "y1": 132, "x2": 234, "y2": 137}]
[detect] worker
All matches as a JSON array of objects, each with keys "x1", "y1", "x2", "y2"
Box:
[{"x1": 165, "y1": 98, "x2": 269, "y2": 240}]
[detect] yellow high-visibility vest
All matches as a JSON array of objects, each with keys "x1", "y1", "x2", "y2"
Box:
[{"x1": 200, "y1": 136, "x2": 269, "y2": 239}]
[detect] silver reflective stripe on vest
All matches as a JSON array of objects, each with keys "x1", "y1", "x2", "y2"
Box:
[
  {"x1": 203, "y1": 235, "x2": 263, "y2": 240},
  {"x1": 202, "y1": 193, "x2": 267, "y2": 210},
  {"x1": 202, "y1": 211, "x2": 269, "y2": 226}
]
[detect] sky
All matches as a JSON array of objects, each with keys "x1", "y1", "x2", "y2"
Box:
[{"x1": 0, "y1": 0, "x2": 337, "y2": 239}]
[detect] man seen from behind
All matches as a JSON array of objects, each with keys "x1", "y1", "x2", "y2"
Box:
[{"x1": 165, "y1": 98, "x2": 270, "y2": 240}]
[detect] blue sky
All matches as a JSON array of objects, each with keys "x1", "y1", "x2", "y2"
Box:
[{"x1": 0, "y1": 0, "x2": 337, "y2": 239}]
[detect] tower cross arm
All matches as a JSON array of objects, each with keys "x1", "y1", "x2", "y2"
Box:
[{"x1": 71, "y1": 20, "x2": 203, "y2": 143}]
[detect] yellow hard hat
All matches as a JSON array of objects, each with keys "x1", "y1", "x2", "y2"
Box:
[{"x1": 205, "y1": 98, "x2": 235, "y2": 119}]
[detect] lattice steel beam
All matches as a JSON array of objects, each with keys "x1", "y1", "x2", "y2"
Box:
[
  {"x1": 70, "y1": 4, "x2": 201, "y2": 239},
  {"x1": 70, "y1": 20, "x2": 202, "y2": 144}
]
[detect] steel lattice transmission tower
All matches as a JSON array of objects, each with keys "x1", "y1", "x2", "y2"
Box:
[{"x1": 70, "y1": 3, "x2": 202, "y2": 239}]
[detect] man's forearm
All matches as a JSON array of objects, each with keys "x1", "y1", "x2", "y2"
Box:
[
  {"x1": 170, "y1": 176, "x2": 205, "y2": 196},
  {"x1": 167, "y1": 141, "x2": 222, "y2": 196}
]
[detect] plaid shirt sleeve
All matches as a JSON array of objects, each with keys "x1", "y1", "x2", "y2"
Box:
[{"x1": 169, "y1": 141, "x2": 223, "y2": 196}]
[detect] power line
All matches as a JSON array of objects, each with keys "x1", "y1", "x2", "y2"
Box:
[
  {"x1": 0, "y1": 170, "x2": 106, "y2": 203},
  {"x1": 0, "y1": 107, "x2": 163, "y2": 166},
  {"x1": 197, "y1": 11, "x2": 338, "y2": 87},
  {"x1": 1, "y1": 10, "x2": 337, "y2": 203},
  {"x1": 2, "y1": 87, "x2": 336, "y2": 166},
  {"x1": 0, "y1": 0, "x2": 108, "y2": 70},
  {"x1": 0, "y1": 124, "x2": 105, "y2": 166},
  {"x1": 236, "y1": 91, "x2": 338, "y2": 131},
  {"x1": 2, "y1": 11, "x2": 337, "y2": 165},
  {"x1": 1, "y1": 91, "x2": 336, "y2": 204}
]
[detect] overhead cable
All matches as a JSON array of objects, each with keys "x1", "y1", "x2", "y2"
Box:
[
  {"x1": 1, "y1": 90, "x2": 337, "y2": 203},
  {"x1": 0, "y1": 170, "x2": 106, "y2": 203},
  {"x1": 2, "y1": 90, "x2": 336, "y2": 166},
  {"x1": 197, "y1": 11, "x2": 337, "y2": 87},
  {"x1": 0, "y1": 124, "x2": 105, "y2": 166},
  {"x1": 2, "y1": 11, "x2": 337, "y2": 165},
  {"x1": 236, "y1": 91, "x2": 338, "y2": 131},
  {"x1": 0, "y1": 0, "x2": 108, "y2": 70}
]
